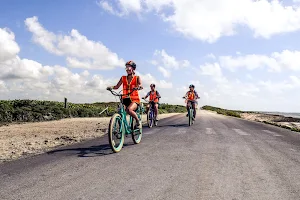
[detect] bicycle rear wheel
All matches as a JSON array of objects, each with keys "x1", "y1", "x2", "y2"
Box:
[
  {"x1": 147, "y1": 109, "x2": 153, "y2": 128},
  {"x1": 108, "y1": 113, "x2": 124, "y2": 153},
  {"x1": 131, "y1": 113, "x2": 142, "y2": 144}
]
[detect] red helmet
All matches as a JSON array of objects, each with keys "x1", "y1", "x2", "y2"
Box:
[{"x1": 125, "y1": 60, "x2": 136, "y2": 70}]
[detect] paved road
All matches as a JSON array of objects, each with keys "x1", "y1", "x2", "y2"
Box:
[{"x1": 1, "y1": 110, "x2": 300, "y2": 200}]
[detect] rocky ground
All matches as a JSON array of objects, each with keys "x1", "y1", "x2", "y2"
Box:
[{"x1": 240, "y1": 112, "x2": 300, "y2": 129}]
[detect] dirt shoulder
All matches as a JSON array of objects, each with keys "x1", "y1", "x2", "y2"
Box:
[{"x1": 0, "y1": 113, "x2": 180, "y2": 163}]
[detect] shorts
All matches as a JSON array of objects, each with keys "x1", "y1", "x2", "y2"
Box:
[{"x1": 123, "y1": 98, "x2": 139, "y2": 108}]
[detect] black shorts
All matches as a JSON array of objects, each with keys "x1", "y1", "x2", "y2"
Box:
[{"x1": 123, "y1": 98, "x2": 139, "y2": 108}]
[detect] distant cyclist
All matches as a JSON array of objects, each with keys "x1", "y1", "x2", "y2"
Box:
[
  {"x1": 106, "y1": 60, "x2": 143, "y2": 129},
  {"x1": 142, "y1": 83, "x2": 161, "y2": 121},
  {"x1": 183, "y1": 84, "x2": 200, "y2": 120}
]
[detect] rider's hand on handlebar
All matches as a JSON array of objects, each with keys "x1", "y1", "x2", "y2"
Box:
[{"x1": 106, "y1": 86, "x2": 113, "y2": 91}]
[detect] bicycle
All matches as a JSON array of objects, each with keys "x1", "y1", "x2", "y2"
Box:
[
  {"x1": 183, "y1": 97, "x2": 199, "y2": 126},
  {"x1": 142, "y1": 97, "x2": 160, "y2": 128},
  {"x1": 107, "y1": 88, "x2": 144, "y2": 153}
]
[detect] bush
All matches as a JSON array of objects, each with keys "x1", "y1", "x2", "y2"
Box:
[{"x1": 0, "y1": 99, "x2": 186, "y2": 125}]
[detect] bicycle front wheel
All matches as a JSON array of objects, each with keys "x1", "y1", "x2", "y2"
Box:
[{"x1": 108, "y1": 113, "x2": 124, "y2": 153}]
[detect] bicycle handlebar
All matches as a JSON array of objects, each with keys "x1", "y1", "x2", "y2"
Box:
[{"x1": 107, "y1": 87, "x2": 142, "y2": 97}]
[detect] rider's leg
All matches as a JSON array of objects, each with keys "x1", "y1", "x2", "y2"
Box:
[
  {"x1": 126, "y1": 102, "x2": 141, "y2": 128},
  {"x1": 186, "y1": 103, "x2": 189, "y2": 117},
  {"x1": 192, "y1": 103, "x2": 196, "y2": 118},
  {"x1": 154, "y1": 103, "x2": 159, "y2": 120}
]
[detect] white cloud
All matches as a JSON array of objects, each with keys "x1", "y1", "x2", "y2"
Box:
[
  {"x1": 0, "y1": 28, "x2": 20, "y2": 62},
  {"x1": 199, "y1": 62, "x2": 222, "y2": 77},
  {"x1": 152, "y1": 49, "x2": 190, "y2": 69},
  {"x1": 0, "y1": 80, "x2": 7, "y2": 92},
  {"x1": 219, "y1": 54, "x2": 280, "y2": 72},
  {"x1": 0, "y1": 26, "x2": 117, "y2": 103},
  {"x1": 97, "y1": 0, "x2": 142, "y2": 17},
  {"x1": 206, "y1": 53, "x2": 216, "y2": 59},
  {"x1": 97, "y1": 1, "x2": 120, "y2": 16},
  {"x1": 25, "y1": 16, "x2": 124, "y2": 70},
  {"x1": 136, "y1": 71, "x2": 173, "y2": 89},
  {"x1": 218, "y1": 50, "x2": 300, "y2": 72},
  {"x1": 290, "y1": 75, "x2": 300, "y2": 86},
  {"x1": 99, "y1": 0, "x2": 300, "y2": 42},
  {"x1": 0, "y1": 28, "x2": 53, "y2": 81},
  {"x1": 158, "y1": 66, "x2": 171, "y2": 78},
  {"x1": 258, "y1": 79, "x2": 296, "y2": 94},
  {"x1": 198, "y1": 62, "x2": 228, "y2": 83}
]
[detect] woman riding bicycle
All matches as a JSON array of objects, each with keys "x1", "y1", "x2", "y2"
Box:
[
  {"x1": 183, "y1": 84, "x2": 200, "y2": 120},
  {"x1": 106, "y1": 60, "x2": 143, "y2": 129},
  {"x1": 142, "y1": 83, "x2": 161, "y2": 121}
]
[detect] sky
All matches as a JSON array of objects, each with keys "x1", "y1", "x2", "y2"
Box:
[{"x1": 0, "y1": 0, "x2": 300, "y2": 112}]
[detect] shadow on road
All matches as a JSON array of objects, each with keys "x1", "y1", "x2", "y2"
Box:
[
  {"x1": 156, "y1": 124, "x2": 189, "y2": 128},
  {"x1": 47, "y1": 143, "x2": 135, "y2": 157}
]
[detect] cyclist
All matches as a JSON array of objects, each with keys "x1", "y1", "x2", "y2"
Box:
[
  {"x1": 183, "y1": 84, "x2": 200, "y2": 120},
  {"x1": 142, "y1": 83, "x2": 161, "y2": 121},
  {"x1": 106, "y1": 60, "x2": 143, "y2": 129}
]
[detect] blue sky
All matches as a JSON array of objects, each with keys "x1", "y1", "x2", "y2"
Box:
[{"x1": 1, "y1": 0, "x2": 300, "y2": 112}]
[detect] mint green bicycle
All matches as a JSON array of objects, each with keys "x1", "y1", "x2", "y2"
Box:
[{"x1": 107, "y1": 88, "x2": 144, "y2": 153}]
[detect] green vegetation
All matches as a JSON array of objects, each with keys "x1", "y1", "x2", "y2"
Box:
[
  {"x1": 0, "y1": 100, "x2": 185, "y2": 124},
  {"x1": 201, "y1": 105, "x2": 242, "y2": 118}
]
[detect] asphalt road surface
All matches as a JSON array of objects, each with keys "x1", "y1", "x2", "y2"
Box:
[{"x1": 1, "y1": 110, "x2": 300, "y2": 200}]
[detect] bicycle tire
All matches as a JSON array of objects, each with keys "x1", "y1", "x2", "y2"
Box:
[
  {"x1": 147, "y1": 109, "x2": 153, "y2": 128},
  {"x1": 131, "y1": 112, "x2": 142, "y2": 144},
  {"x1": 108, "y1": 113, "x2": 124, "y2": 153},
  {"x1": 189, "y1": 107, "x2": 193, "y2": 126}
]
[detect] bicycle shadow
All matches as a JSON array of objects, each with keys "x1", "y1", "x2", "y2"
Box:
[{"x1": 47, "y1": 143, "x2": 135, "y2": 158}]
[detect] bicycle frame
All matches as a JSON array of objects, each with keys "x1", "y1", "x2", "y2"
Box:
[{"x1": 117, "y1": 101, "x2": 142, "y2": 135}]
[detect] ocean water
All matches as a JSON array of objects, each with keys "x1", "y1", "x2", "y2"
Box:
[{"x1": 262, "y1": 112, "x2": 300, "y2": 118}]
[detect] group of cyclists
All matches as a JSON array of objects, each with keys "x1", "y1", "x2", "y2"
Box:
[{"x1": 106, "y1": 60, "x2": 200, "y2": 129}]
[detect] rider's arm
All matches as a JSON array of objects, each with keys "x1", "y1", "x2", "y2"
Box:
[
  {"x1": 137, "y1": 76, "x2": 143, "y2": 90},
  {"x1": 107, "y1": 77, "x2": 122, "y2": 90},
  {"x1": 195, "y1": 91, "x2": 200, "y2": 99},
  {"x1": 113, "y1": 77, "x2": 123, "y2": 89},
  {"x1": 183, "y1": 92, "x2": 188, "y2": 98},
  {"x1": 143, "y1": 92, "x2": 150, "y2": 99},
  {"x1": 156, "y1": 91, "x2": 161, "y2": 99}
]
